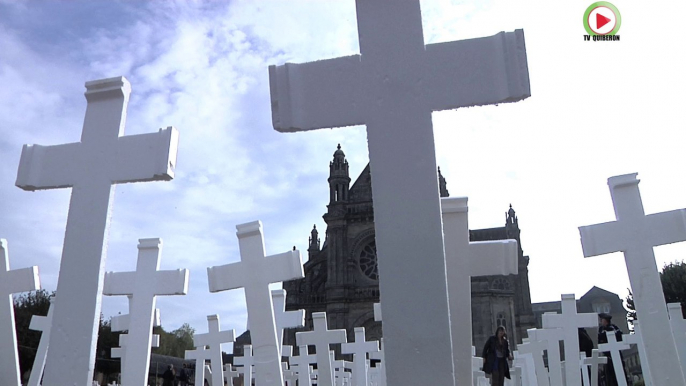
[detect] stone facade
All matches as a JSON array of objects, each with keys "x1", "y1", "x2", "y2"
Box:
[{"x1": 279, "y1": 145, "x2": 536, "y2": 352}]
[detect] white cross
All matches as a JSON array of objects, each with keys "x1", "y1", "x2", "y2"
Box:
[
  {"x1": 441, "y1": 196, "x2": 518, "y2": 384},
  {"x1": 15, "y1": 76, "x2": 178, "y2": 385},
  {"x1": 579, "y1": 173, "x2": 686, "y2": 385},
  {"x1": 598, "y1": 330, "x2": 629, "y2": 386},
  {"x1": 208, "y1": 220, "x2": 304, "y2": 385},
  {"x1": 193, "y1": 314, "x2": 236, "y2": 386},
  {"x1": 333, "y1": 358, "x2": 353, "y2": 386},
  {"x1": 369, "y1": 338, "x2": 386, "y2": 386},
  {"x1": 542, "y1": 294, "x2": 597, "y2": 386},
  {"x1": 623, "y1": 320, "x2": 653, "y2": 386},
  {"x1": 281, "y1": 361, "x2": 298, "y2": 386},
  {"x1": 296, "y1": 312, "x2": 347, "y2": 386},
  {"x1": 513, "y1": 351, "x2": 538, "y2": 386},
  {"x1": 581, "y1": 349, "x2": 607, "y2": 386},
  {"x1": 0, "y1": 239, "x2": 40, "y2": 386},
  {"x1": 509, "y1": 366, "x2": 522, "y2": 386},
  {"x1": 667, "y1": 303, "x2": 686, "y2": 374},
  {"x1": 109, "y1": 304, "x2": 161, "y2": 365},
  {"x1": 517, "y1": 336, "x2": 550, "y2": 386},
  {"x1": 185, "y1": 346, "x2": 211, "y2": 386},
  {"x1": 373, "y1": 303, "x2": 382, "y2": 322},
  {"x1": 223, "y1": 363, "x2": 240, "y2": 386},
  {"x1": 291, "y1": 345, "x2": 316, "y2": 386},
  {"x1": 268, "y1": 2, "x2": 530, "y2": 384},
  {"x1": 234, "y1": 344, "x2": 254, "y2": 386},
  {"x1": 111, "y1": 333, "x2": 160, "y2": 360},
  {"x1": 103, "y1": 238, "x2": 188, "y2": 386},
  {"x1": 272, "y1": 289, "x2": 305, "y2": 357},
  {"x1": 27, "y1": 296, "x2": 54, "y2": 386},
  {"x1": 342, "y1": 327, "x2": 380, "y2": 386},
  {"x1": 527, "y1": 326, "x2": 564, "y2": 386},
  {"x1": 471, "y1": 346, "x2": 486, "y2": 386}
]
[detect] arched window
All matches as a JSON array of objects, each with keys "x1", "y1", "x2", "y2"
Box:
[{"x1": 496, "y1": 312, "x2": 507, "y2": 329}]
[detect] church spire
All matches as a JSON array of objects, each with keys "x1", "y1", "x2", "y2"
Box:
[
  {"x1": 328, "y1": 144, "x2": 350, "y2": 204},
  {"x1": 309, "y1": 224, "x2": 320, "y2": 252},
  {"x1": 438, "y1": 167, "x2": 449, "y2": 197}
]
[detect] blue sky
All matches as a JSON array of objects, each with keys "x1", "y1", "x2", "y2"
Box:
[{"x1": 2, "y1": 0, "x2": 686, "y2": 353}]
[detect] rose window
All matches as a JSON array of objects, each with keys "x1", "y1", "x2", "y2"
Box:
[{"x1": 359, "y1": 241, "x2": 378, "y2": 280}]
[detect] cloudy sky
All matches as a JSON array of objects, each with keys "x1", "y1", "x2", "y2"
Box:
[{"x1": 1, "y1": 0, "x2": 685, "y2": 352}]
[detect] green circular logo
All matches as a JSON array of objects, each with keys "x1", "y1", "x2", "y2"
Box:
[{"x1": 583, "y1": 2, "x2": 621, "y2": 36}]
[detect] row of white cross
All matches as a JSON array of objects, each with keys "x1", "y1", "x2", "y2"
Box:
[{"x1": 3, "y1": 3, "x2": 686, "y2": 385}]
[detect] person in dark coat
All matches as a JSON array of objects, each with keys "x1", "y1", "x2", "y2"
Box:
[
  {"x1": 482, "y1": 326, "x2": 513, "y2": 386},
  {"x1": 163, "y1": 364, "x2": 177, "y2": 386},
  {"x1": 579, "y1": 327, "x2": 594, "y2": 358},
  {"x1": 598, "y1": 313, "x2": 624, "y2": 386}
]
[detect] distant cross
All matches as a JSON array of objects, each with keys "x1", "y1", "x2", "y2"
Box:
[
  {"x1": 15, "y1": 76, "x2": 178, "y2": 385},
  {"x1": 291, "y1": 345, "x2": 316, "y2": 386},
  {"x1": 296, "y1": 312, "x2": 347, "y2": 386},
  {"x1": 281, "y1": 361, "x2": 298, "y2": 386},
  {"x1": 272, "y1": 289, "x2": 305, "y2": 356},
  {"x1": 0, "y1": 239, "x2": 40, "y2": 386},
  {"x1": 268, "y1": 1, "x2": 531, "y2": 384},
  {"x1": 528, "y1": 326, "x2": 564, "y2": 386},
  {"x1": 185, "y1": 347, "x2": 211, "y2": 386},
  {"x1": 27, "y1": 296, "x2": 54, "y2": 386},
  {"x1": 509, "y1": 366, "x2": 523, "y2": 386},
  {"x1": 623, "y1": 320, "x2": 653, "y2": 385},
  {"x1": 194, "y1": 314, "x2": 236, "y2": 386},
  {"x1": 234, "y1": 344, "x2": 254, "y2": 386},
  {"x1": 369, "y1": 338, "x2": 386, "y2": 386},
  {"x1": 513, "y1": 351, "x2": 537, "y2": 386},
  {"x1": 342, "y1": 327, "x2": 380, "y2": 386},
  {"x1": 542, "y1": 294, "x2": 597, "y2": 386},
  {"x1": 517, "y1": 337, "x2": 550, "y2": 386},
  {"x1": 667, "y1": 303, "x2": 686, "y2": 373},
  {"x1": 208, "y1": 221, "x2": 304, "y2": 385},
  {"x1": 103, "y1": 238, "x2": 188, "y2": 386},
  {"x1": 441, "y1": 196, "x2": 518, "y2": 384},
  {"x1": 597, "y1": 331, "x2": 630, "y2": 386},
  {"x1": 373, "y1": 303, "x2": 382, "y2": 322},
  {"x1": 223, "y1": 363, "x2": 240, "y2": 386},
  {"x1": 332, "y1": 358, "x2": 353, "y2": 386},
  {"x1": 471, "y1": 346, "x2": 487, "y2": 385},
  {"x1": 579, "y1": 173, "x2": 686, "y2": 385},
  {"x1": 581, "y1": 349, "x2": 607, "y2": 386}
]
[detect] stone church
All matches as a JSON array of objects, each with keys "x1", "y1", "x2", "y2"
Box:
[
  {"x1": 281, "y1": 145, "x2": 536, "y2": 350},
  {"x1": 234, "y1": 145, "x2": 536, "y2": 356}
]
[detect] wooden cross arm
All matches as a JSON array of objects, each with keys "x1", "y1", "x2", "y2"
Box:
[
  {"x1": 425, "y1": 29, "x2": 530, "y2": 111},
  {"x1": 15, "y1": 142, "x2": 82, "y2": 190},
  {"x1": 2, "y1": 265, "x2": 40, "y2": 294},
  {"x1": 112, "y1": 126, "x2": 179, "y2": 183},
  {"x1": 103, "y1": 271, "x2": 136, "y2": 296},
  {"x1": 579, "y1": 220, "x2": 624, "y2": 257},
  {"x1": 469, "y1": 240, "x2": 519, "y2": 277},
  {"x1": 269, "y1": 55, "x2": 364, "y2": 132}
]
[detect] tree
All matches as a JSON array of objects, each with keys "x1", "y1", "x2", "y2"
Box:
[
  {"x1": 625, "y1": 261, "x2": 686, "y2": 325},
  {"x1": 660, "y1": 261, "x2": 686, "y2": 318},
  {"x1": 152, "y1": 323, "x2": 196, "y2": 358}
]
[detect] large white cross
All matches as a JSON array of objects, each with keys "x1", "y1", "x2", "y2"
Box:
[
  {"x1": 542, "y1": 294, "x2": 597, "y2": 386},
  {"x1": 527, "y1": 326, "x2": 564, "y2": 386},
  {"x1": 208, "y1": 220, "x2": 303, "y2": 385},
  {"x1": 234, "y1": 344, "x2": 254, "y2": 386},
  {"x1": 291, "y1": 345, "x2": 317, "y2": 386},
  {"x1": 272, "y1": 289, "x2": 305, "y2": 357},
  {"x1": 268, "y1": 2, "x2": 530, "y2": 384},
  {"x1": 623, "y1": 320, "x2": 653, "y2": 386},
  {"x1": 441, "y1": 196, "x2": 518, "y2": 384},
  {"x1": 296, "y1": 312, "x2": 347, "y2": 386},
  {"x1": 579, "y1": 173, "x2": 686, "y2": 385},
  {"x1": 369, "y1": 338, "x2": 386, "y2": 386},
  {"x1": 597, "y1": 331, "x2": 629, "y2": 386},
  {"x1": 27, "y1": 296, "x2": 54, "y2": 386},
  {"x1": 517, "y1": 337, "x2": 550, "y2": 386},
  {"x1": 15, "y1": 76, "x2": 179, "y2": 385},
  {"x1": 0, "y1": 239, "x2": 41, "y2": 386},
  {"x1": 194, "y1": 314, "x2": 236, "y2": 386},
  {"x1": 103, "y1": 238, "x2": 188, "y2": 386},
  {"x1": 342, "y1": 327, "x2": 380, "y2": 386}
]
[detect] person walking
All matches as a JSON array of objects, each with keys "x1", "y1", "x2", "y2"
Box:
[
  {"x1": 162, "y1": 364, "x2": 177, "y2": 386},
  {"x1": 598, "y1": 313, "x2": 624, "y2": 386},
  {"x1": 482, "y1": 326, "x2": 513, "y2": 386}
]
